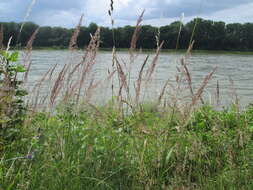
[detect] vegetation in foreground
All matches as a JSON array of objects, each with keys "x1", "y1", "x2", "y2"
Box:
[
  {"x1": 0, "y1": 8, "x2": 253, "y2": 190},
  {"x1": 1, "y1": 104, "x2": 253, "y2": 189}
]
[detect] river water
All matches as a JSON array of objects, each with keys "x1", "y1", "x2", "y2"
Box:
[{"x1": 22, "y1": 50, "x2": 253, "y2": 108}]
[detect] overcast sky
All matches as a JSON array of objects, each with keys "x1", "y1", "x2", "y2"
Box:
[{"x1": 0, "y1": 0, "x2": 253, "y2": 27}]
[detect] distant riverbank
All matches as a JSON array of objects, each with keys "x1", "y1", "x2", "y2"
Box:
[{"x1": 12, "y1": 46, "x2": 253, "y2": 55}]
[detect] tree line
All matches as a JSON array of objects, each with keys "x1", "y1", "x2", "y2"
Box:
[{"x1": 1, "y1": 18, "x2": 253, "y2": 51}]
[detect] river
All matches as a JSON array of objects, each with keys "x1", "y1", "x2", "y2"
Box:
[{"x1": 21, "y1": 50, "x2": 253, "y2": 108}]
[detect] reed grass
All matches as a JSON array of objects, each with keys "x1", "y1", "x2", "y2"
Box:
[{"x1": 0, "y1": 9, "x2": 252, "y2": 190}]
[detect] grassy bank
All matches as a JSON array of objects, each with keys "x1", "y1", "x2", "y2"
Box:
[{"x1": 1, "y1": 104, "x2": 253, "y2": 189}]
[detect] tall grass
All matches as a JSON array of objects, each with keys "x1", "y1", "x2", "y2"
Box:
[
  {"x1": 1, "y1": 104, "x2": 252, "y2": 189},
  {"x1": 0, "y1": 10, "x2": 252, "y2": 190}
]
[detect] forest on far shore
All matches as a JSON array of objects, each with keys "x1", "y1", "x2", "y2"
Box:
[{"x1": 1, "y1": 18, "x2": 253, "y2": 51}]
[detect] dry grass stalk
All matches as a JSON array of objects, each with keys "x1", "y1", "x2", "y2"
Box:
[
  {"x1": 185, "y1": 41, "x2": 194, "y2": 59},
  {"x1": 62, "y1": 80, "x2": 80, "y2": 103},
  {"x1": 69, "y1": 14, "x2": 84, "y2": 51},
  {"x1": 216, "y1": 80, "x2": 220, "y2": 105},
  {"x1": 48, "y1": 63, "x2": 58, "y2": 81},
  {"x1": 129, "y1": 10, "x2": 145, "y2": 78},
  {"x1": 158, "y1": 79, "x2": 170, "y2": 105},
  {"x1": 64, "y1": 26, "x2": 100, "y2": 104},
  {"x1": 30, "y1": 65, "x2": 56, "y2": 110},
  {"x1": 115, "y1": 58, "x2": 128, "y2": 99},
  {"x1": 26, "y1": 28, "x2": 39, "y2": 52},
  {"x1": 191, "y1": 66, "x2": 217, "y2": 106},
  {"x1": 146, "y1": 41, "x2": 164, "y2": 82},
  {"x1": 107, "y1": 69, "x2": 117, "y2": 80},
  {"x1": 87, "y1": 69, "x2": 117, "y2": 100},
  {"x1": 110, "y1": 47, "x2": 117, "y2": 102},
  {"x1": 121, "y1": 99, "x2": 134, "y2": 111},
  {"x1": 179, "y1": 41, "x2": 205, "y2": 105},
  {"x1": 104, "y1": 69, "x2": 117, "y2": 96},
  {"x1": 155, "y1": 27, "x2": 160, "y2": 48},
  {"x1": 76, "y1": 27, "x2": 100, "y2": 104},
  {"x1": 135, "y1": 55, "x2": 149, "y2": 104},
  {"x1": 23, "y1": 28, "x2": 40, "y2": 83},
  {"x1": 130, "y1": 10, "x2": 145, "y2": 52},
  {"x1": 181, "y1": 58, "x2": 194, "y2": 98},
  {"x1": 67, "y1": 60, "x2": 85, "y2": 80},
  {"x1": 127, "y1": 9, "x2": 145, "y2": 92},
  {"x1": 65, "y1": 60, "x2": 85, "y2": 95},
  {"x1": 50, "y1": 64, "x2": 68, "y2": 107},
  {"x1": 84, "y1": 76, "x2": 102, "y2": 103},
  {"x1": 229, "y1": 77, "x2": 239, "y2": 107},
  {"x1": 64, "y1": 14, "x2": 84, "y2": 91}
]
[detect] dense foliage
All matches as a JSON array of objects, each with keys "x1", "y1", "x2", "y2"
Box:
[
  {"x1": 1, "y1": 18, "x2": 253, "y2": 51},
  {"x1": 0, "y1": 51, "x2": 27, "y2": 146},
  {"x1": 1, "y1": 105, "x2": 252, "y2": 189}
]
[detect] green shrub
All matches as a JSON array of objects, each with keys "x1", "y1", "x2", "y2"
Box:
[{"x1": 0, "y1": 50, "x2": 27, "y2": 146}]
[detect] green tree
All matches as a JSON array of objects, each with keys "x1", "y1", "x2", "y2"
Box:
[
  {"x1": 138, "y1": 25, "x2": 157, "y2": 49},
  {"x1": 19, "y1": 22, "x2": 39, "y2": 46},
  {"x1": 224, "y1": 23, "x2": 243, "y2": 50},
  {"x1": 35, "y1": 26, "x2": 53, "y2": 47},
  {"x1": 100, "y1": 26, "x2": 113, "y2": 48}
]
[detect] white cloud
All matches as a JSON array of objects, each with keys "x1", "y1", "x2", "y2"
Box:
[
  {"x1": 121, "y1": 2, "x2": 253, "y2": 26},
  {"x1": 117, "y1": 0, "x2": 132, "y2": 7},
  {"x1": 205, "y1": 2, "x2": 253, "y2": 23},
  {"x1": 33, "y1": 10, "x2": 83, "y2": 27},
  {"x1": 0, "y1": 0, "x2": 252, "y2": 27}
]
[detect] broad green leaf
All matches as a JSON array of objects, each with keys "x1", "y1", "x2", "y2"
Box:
[
  {"x1": 16, "y1": 64, "x2": 26, "y2": 72},
  {"x1": 0, "y1": 50, "x2": 9, "y2": 59},
  {"x1": 16, "y1": 89, "x2": 28, "y2": 96},
  {"x1": 9, "y1": 51, "x2": 19, "y2": 62}
]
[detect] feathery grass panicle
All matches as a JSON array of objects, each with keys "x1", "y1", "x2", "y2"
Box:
[
  {"x1": 128, "y1": 9, "x2": 145, "y2": 89},
  {"x1": 135, "y1": 55, "x2": 149, "y2": 104},
  {"x1": 50, "y1": 64, "x2": 68, "y2": 107},
  {"x1": 115, "y1": 57, "x2": 128, "y2": 100},
  {"x1": 23, "y1": 28, "x2": 39, "y2": 83},
  {"x1": 69, "y1": 14, "x2": 84, "y2": 51},
  {"x1": 26, "y1": 28, "x2": 39, "y2": 52},
  {"x1": 191, "y1": 66, "x2": 218, "y2": 106},
  {"x1": 76, "y1": 27, "x2": 101, "y2": 104},
  {"x1": 130, "y1": 10, "x2": 145, "y2": 52},
  {"x1": 181, "y1": 58, "x2": 194, "y2": 99},
  {"x1": 145, "y1": 41, "x2": 164, "y2": 82},
  {"x1": 158, "y1": 78, "x2": 170, "y2": 105}
]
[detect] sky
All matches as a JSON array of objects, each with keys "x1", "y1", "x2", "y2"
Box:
[{"x1": 0, "y1": 0, "x2": 253, "y2": 28}]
